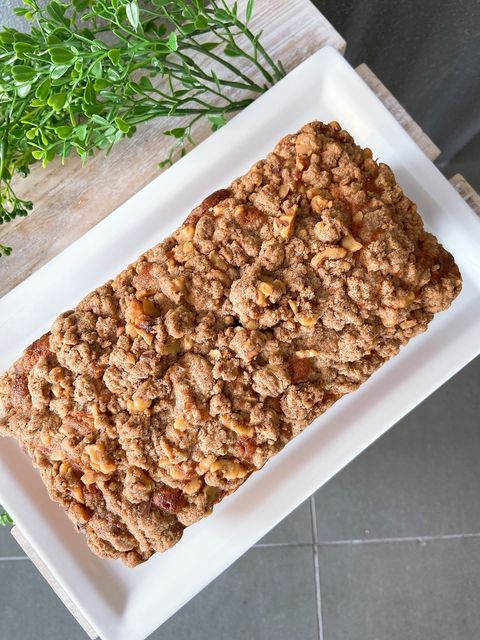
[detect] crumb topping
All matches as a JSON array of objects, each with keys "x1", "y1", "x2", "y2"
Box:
[{"x1": 0, "y1": 121, "x2": 461, "y2": 566}]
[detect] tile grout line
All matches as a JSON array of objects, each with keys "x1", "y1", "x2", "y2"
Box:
[
  {"x1": 310, "y1": 496, "x2": 324, "y2": 640},
  {"x1": 254, "y1": 532, "x2": 480, "y2": 549},
  {"x1": 315, "y1": 532, "x2": 480, "y2": 546},
  {"x1": 0, "y1": 556, "x2": 29, "y2": 561},
  {"x1": 254, "y1": 542, "x2": 312, "y2": 548}
]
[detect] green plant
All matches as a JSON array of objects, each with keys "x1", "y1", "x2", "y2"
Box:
[
  {"x1": 0, "y1": 510, "x2": 14, "y2": 526},
  {"x1": 0, "y1": 0, "x2": 285, "y2": 255}
]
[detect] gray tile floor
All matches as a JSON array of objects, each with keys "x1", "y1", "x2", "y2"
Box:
[{"x1": 1, "y1": 355, "x2": 479, "y2": 640}]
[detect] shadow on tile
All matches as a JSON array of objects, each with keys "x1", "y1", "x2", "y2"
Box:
[
  {"x1": 150, "y1": 546, "x2": 318, "y2": 640},
  {"x1": 315, "y1": 356, "x2": 480, "y2": 540},
  {"x1": 318, "y1": 536, "x2": 480, "y2": 640}
]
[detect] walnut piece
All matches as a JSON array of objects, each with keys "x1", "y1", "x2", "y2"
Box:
[
  {"x1": 220, "y1": 414, "x2": 254, "y2": 437},
  {"x1": 85, "y1": 444, "x2": 116, "y2": 475},
  {"x1": 174, "y1": 416, "x2": 188, "y2": 432},
  {"x1": 311, "y1": 247, "x2": 348, "y2": 268},
  {"x1": 127, "y1": 397, "x2": 152, "y2": 412},
  {"x1": 210, "y1": 458, "x2": 248, "y2": 480},
  {"x1": 295, "y1": 349, "x2": 320, "y2": 358},
  {"x1": 175, "y1": 224, "x2": 195, "y2": 243},
  {"x1": 256, "y1": 280, "x2": 274, "y2": 307},
  {"x1": 274, "y1": 205, "x2": 297, "y2": 240},
  {"x1": 341, "y1": 234, "x2": 363, "y2": 252}
]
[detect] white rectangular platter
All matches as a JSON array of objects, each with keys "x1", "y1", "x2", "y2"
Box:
[{"x1": 1, "y1": 46, "x2": 479, "y2": 640}]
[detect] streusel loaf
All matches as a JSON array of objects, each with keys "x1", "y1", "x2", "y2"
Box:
[{"x1": 0, "y1": 121, "x2": 462, "y2": 566}]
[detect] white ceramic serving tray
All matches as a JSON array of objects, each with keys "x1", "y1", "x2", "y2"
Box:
[{"x1": 1, "y1": 46, "x2": 479, "y2": 640}]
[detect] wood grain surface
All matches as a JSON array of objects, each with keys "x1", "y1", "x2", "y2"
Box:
[
  {"x1": 450, "y1": 174, "x2": 480, "y2": 218},
  {"x1": 0, "y1": 0, "x2": 345, "y2": 297}
]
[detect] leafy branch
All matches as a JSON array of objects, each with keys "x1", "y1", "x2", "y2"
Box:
[{"x1": 0, "y1": 0, "x2": 285, "y2": 254}]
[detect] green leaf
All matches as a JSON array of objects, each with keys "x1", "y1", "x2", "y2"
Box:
[
  {"x1": 0, "y1": 30, "x2": 15, "y2": 44},
  {"x1": 13, "y1": 32, "x2": 35, "y2": 44},
  {"x1": 46, "y1": 1, "x2": 68, "y2": 25},
  {"x1": 52, "y1": 74, "x2": 73, "y2": 86},
  {"x1": 47, "y1": 92, "x2": 68, "y2": 110},
  {"x1": 83, "y1": 80, "x2": 97, "y2": 105},
  {"x1": 115, "y1": 117, "x2": 130, "y2": 133},
  {"x1": 93, "y1": 78, "x2": 109, "y2": 91},
  {"x1": 138, "y1": 75, "x2": 154, "y2": 91},
  {"x1": 80, "y1": 27, "x2": 95, "y2": 39},
  {"x1": 246, "y1": 0, "x2": 255, "y2": 21},
  {"x1": 14, "y1": 7, "x2": 30, "y2": 17},
  {"x1": 14, "y1": 42, "x2": 36, "y2": 59},
  {"x1": 55, "y1": 125, "x2": 73, "y2": 140},
  {"x1": 107, "y1": 67, "x2": 121, "y2": 82},
  {"x1": 107, "y1": 48, "x2": 121, "y2": 65},
  {"x1": 90, "y1": 59, "x2": 102, "y2": 79},
  {"x1": 32, "y1": 149, "x2": 43, "y2": 160},
  {"x1": 45, "y1": 146, "x2": 56, "y2": 163},
  {"x1": 211, "y1": 70, "x2": 221, "y2": 93},
  {"x1": 46, "y1": 34, "x2": 61, "y2": 46},
  {"x1": 83, "y1": 103, "x2": 103, "y2": 117},
  {"x1": 91, "y1": 114, "x2": 111, "y2": 127},
  {"x1": 125, "y1": 1, "x2": 140, "y2": 30},
  {"x1": 35, "y1": 78, "x2": 51, "y2": 100},
  {"x1": 202, "y1": 42, "x2": 220, "y2": 52},
  {"x1": 164, "y1": 127, "x2": 186, "y2": 139},
  {"x1": 17, "y1": 83, "x2": 32, "y2": 98},
  {"x1": 72, "y1": 0, "x2": 89, "y2": 10},
  {"x1": 208, "y1": 113, "x2": 226, "y2": 131},
  {"x1": 181, "y1": 23, "x2": 196, "y2": 36},
  {"x1": 75, "y1": 124, "x2": 88, "y2": 141},
  {"x1": 12, "y1": 65, "x2": 36, "y2": 83},
  {"x1": 224, "y1": 43, "x2": 241, "y2": 57},
  {"x1": 167, "y1": 32, "x2": 178, "y2": 52},
  {"x1": 214, "y1": 8, "x2": 231, "y2": 22},
  {"x1": 76, "y1": 146, "x2": 87, "y2": 162},
  {"x1": 50, "y1": 64, "x2": 70, "y2": 80},
  {"x1": 194, "y1": 14, "x2": 208, "y2": 30},
  {"x1": 25, "y1": 128, "x2": 38, "y2": 140},
  {"x1": 49, "y1": 46, "x2": 76, "y2": 65},
  {"x1": 152, "y1": 41, "x2": 169, "y2": 56}
]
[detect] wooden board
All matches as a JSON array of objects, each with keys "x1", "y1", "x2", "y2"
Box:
[
  {"x1": 450, "y1": 174, "x2": 480, "y2": 217},
  {"x1": 0, "y1": 0, "x2": 345, "y2": 297},
  {"x1": 356, "y1": 64, "x2": 441, "y2": 161}
]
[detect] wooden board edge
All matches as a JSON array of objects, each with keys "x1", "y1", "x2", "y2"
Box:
[
  {"x1": 355, "y1": 63, "x2": 441, "y2": 161},
  {"x1": 449, "y1": 174, "x2": 480, "y2": 218}
]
